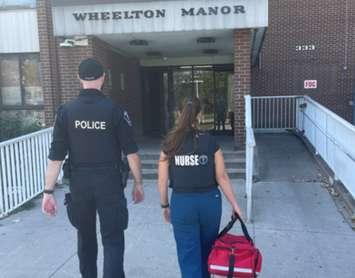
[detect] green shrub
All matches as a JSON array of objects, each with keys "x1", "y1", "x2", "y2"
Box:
[{"x1": 0, "y1": 117, "x2": 42, "y2": 142}]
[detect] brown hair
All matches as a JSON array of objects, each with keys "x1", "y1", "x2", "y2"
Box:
[{"x1": 162, "y1": 98, "x2": 201, "y2": 159}]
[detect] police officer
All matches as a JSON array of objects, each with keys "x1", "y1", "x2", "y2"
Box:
[
  {"x1": 158, "y1": 98, "x2": 242, "y2": 278},
  {"x1": 42, "y1": 58, "x2": 144, "y2": 278}
]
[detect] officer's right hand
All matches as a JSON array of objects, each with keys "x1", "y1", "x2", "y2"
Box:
[
  {"x1": 132, "y1": 183, "x2": 144, "y2": 204},
  {"x1": 42, "y1": 194, "x2": 57, "y2": 216}
]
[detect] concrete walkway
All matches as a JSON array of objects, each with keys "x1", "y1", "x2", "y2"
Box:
[{"x1": 0, "y1": 133, "x2": 354, "y2": 278}]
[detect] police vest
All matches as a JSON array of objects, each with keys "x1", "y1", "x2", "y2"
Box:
[
  {"x1": 63, "y1": 90, "x2": 121, "y2": 168},
  {"x1": 169, "y1": 132, "x2": 218, "y2": 193}
]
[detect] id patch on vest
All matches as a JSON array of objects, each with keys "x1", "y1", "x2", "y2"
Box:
[
  {"x1": 174, "y1": 154, "x2": 209, "y2": 167},
  {"x1": 74, "y1": 120, "x2": 107, "y2": 130}
]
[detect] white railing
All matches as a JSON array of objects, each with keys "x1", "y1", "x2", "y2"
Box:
[
  {"x1": 251, "y1": 96, "x2": 304, "y2": 131},
  {"x1": 298, "y1": 96, "x2": 355, "y2": 198},
  {"x1": 246, "y1": 94, "x2": 355, "y2": 219},
  {"x1": 0, "y1": 128, "x2": 53, "y2": 218},
  {"x1": 245, "y1": 95, "x2": 256, "y2": 222}
]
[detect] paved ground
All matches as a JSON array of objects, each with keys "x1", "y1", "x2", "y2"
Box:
[{"x1": 0, "y1": 133, "x2": 354, "y2": 278}]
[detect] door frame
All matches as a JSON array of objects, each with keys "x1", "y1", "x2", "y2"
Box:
[{"x1": 141, "y1": 64, "x2": 234, "y2": 135}]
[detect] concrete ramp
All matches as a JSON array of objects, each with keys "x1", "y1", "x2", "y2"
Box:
[{"x1": 252, "y1": 133, "x2": 355, "y2": 277}]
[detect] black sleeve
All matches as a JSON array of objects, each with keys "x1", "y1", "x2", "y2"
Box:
[
  {"x1": 48, "y1": 105, "x2": 69, "y2": 161},
  {"x1": 114, "y1": 107, "x2": 139, "y2": 155}
]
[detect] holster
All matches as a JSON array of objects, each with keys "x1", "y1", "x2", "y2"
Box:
[
  {"x1": 120, "y1": 156, "x2": 130, "y2": 188},
  {"x1": 64, "y1": 193, "x2": 79, "y2": 229},
  {"x1": 62, "y1": 158, "x2": 71, "y2": 179}
]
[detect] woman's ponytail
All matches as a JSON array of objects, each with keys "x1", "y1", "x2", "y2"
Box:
[{"x1": 162, "y1": 98, "x2": 201, "y2": 159}]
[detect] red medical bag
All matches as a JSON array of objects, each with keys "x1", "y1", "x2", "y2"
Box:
[{"x1": 208, "y1": 213, "x2": 262, "y2": 278}]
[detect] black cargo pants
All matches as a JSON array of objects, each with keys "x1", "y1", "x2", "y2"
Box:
[{"x1": 65, "y1": 167, "x2": 128, "y2": 278}]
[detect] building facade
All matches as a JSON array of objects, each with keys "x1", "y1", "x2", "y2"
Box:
[
  {"x1": 0, "y1": 1, "x2": 43, "y2": 125},
  {"x1": 0, "y1": 0, "x2": 354, "y2": 147},
  {"x1": 252, "y1": 0, "x2": 355, "y2": 124}
]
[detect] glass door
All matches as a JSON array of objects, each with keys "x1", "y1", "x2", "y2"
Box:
[
  {"x1": 142, "y1": 65, "x2": 234, "y2": 136},
  {"x1": 214, "y1": 71, "x2": 234, "y2": 135},
  {"x1": 171, "y1": 66, "x2": 234, "y2": 135},
  {"x1": 193, "y1": 69, "x2": 215, "y2": 131},
  {"x1": 173, "y1": 69, "x2": 193, "y2": 107}
]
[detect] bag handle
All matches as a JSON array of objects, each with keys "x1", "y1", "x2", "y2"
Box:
[{"x1": 218, "y1": 212, "x2": 254, "y2": 244}]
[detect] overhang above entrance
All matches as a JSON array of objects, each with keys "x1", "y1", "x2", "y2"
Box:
[
  {"x1": 52, "y1": 0, "x2": 268, "y2": 36},
  {"x1": 97, "y1": 29, "x2": 234, "y2": 66}
]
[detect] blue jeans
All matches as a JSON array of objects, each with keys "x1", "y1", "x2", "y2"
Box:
[{"x1": 171, "y1": 188, "x2": 222, "y2": 278}]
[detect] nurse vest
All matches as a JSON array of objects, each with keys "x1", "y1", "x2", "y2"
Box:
[
  {"x1": 62, "y1": 89, "x2": 121, "y2": 168},
  {"x1": 169, "y1": 131, "x2": 219, "y2": 193}
]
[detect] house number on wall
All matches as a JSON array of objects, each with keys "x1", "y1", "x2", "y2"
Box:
[
  {"x1": 296, "y1": 45, "x2": 316, "y2": 51},
  {"x1": 304, "y1": 80, "x2": 317, "y2": 89}
]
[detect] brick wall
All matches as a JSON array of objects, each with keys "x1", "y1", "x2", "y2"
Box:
[
  {"x1": 56, "y1": 37, "x2": 94, "y2": 104},
  {"x1": 252, "y1": 0, "x2": 355, "y2": 122},
  {"x1": 36, "y1": 0, "x2": 143, "y2": 134},
  {"x1": 56, "y1": 36, "x2": 144, "y2": 135},
  {"x1": 91, "y1": 38, "x2": 143, "y2": 135},
  {"x1": 36, "y1": 0, "x2": 61, "y2": 126},
  {"x1": 234, "y1": 29, "x2": 252, "y2": 149},
  {"x1": 123, "y1": 59, "x2": 144, "y2": 135}
]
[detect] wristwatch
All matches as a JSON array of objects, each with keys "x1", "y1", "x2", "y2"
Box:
[
  {"x1": 161, "y1": 203, "x2": 169, "y2": 209},
  {"x1": 43, "y1": 189, "x2": 54, "y2": 195}
]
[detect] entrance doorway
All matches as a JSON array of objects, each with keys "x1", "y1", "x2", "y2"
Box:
[{"x1": 142, "y1": 65, "x2": 234, "y2": 136}]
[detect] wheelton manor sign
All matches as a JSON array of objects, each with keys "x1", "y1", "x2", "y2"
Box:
[
  {"x1": 53, "y1": 0, "x2": 268, "y2": 36},
  {"x1": 72, "y1": 5, "x2": 247, "y2": 21}
]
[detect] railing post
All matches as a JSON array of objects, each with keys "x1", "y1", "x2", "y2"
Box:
[
  {"x1": 245, "y1": 95, "x2": 255, "y2": 222},
  {"x1": 245, "y1": 95, "x2": 252, "y2": 128},
  {"x1": 246, "y1": 144, "x2": 254, "y2": 222},
  {"x1": 0, "y1": 147, "x2": 5, "y2": 217}
]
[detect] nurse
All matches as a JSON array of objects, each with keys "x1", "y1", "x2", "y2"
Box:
[{"x1": 158, "y1": 98, "x2": 242, "y2": 278}]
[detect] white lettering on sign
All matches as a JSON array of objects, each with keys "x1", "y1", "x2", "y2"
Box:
[
  {"x1": 53, "y1": 0, "x2": 268, "y2": 36},
  {"x1": 296, "y1": 45, "x2": 316, "y2": 51},
  {"x1": 71, "y1": 6, "x2": 246, "y2": 21},
  {"x1": 304, "y1": 80, "x2": 317, "y2": 89},
  {"x1": 74, "y1": 120, "x2": 106, "y2": 130}
]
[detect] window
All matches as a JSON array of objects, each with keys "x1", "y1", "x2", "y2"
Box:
[
  {"x1": 0, "y1": 54, "x2": 43, "y2": 109},
  {"x1": 0, "y1": 57, "x2": 21, "y2": 105},
  {"x1": 22, "y1": 55, "x2": 43, "y2": 105}
]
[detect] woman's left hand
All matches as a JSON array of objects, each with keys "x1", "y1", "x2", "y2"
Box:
[{"x1": 163, "y1": 208, "x2": 171, "y2": 223}]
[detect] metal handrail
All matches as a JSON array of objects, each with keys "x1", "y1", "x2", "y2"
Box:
[
  {"x1": 0, "y1": 128, "x2": 53, "y2": 218},
  {"x1": 251, "y1": 95, "x2": 303, "y2": 99},
  {"x1": 245, "y1": 94, "x2": 355, "y2": 216},
  {"x1": 302, "y1": 111, "x2": 355, "y2": 163},
  {"x1": 250, "y1": 95, "x2": 302, "y2": 130},
  {"x1": 299, "y1": 96, "x2": 355, "y2": 197},
  {"x1": 0, "y1": 127, "x2": 53, "y2": 147},
  {"x1": 303, "y1": 96, "x2": 355, "y2": 133}
]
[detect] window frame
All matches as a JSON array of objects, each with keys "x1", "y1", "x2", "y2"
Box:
[{"x1": 0, "y1": 53, "x2": 44, "y2": 111}]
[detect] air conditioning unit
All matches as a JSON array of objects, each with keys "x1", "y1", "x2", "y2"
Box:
[{"x1": 59, "y1": 37, "x2": 89, "y2": 47}]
